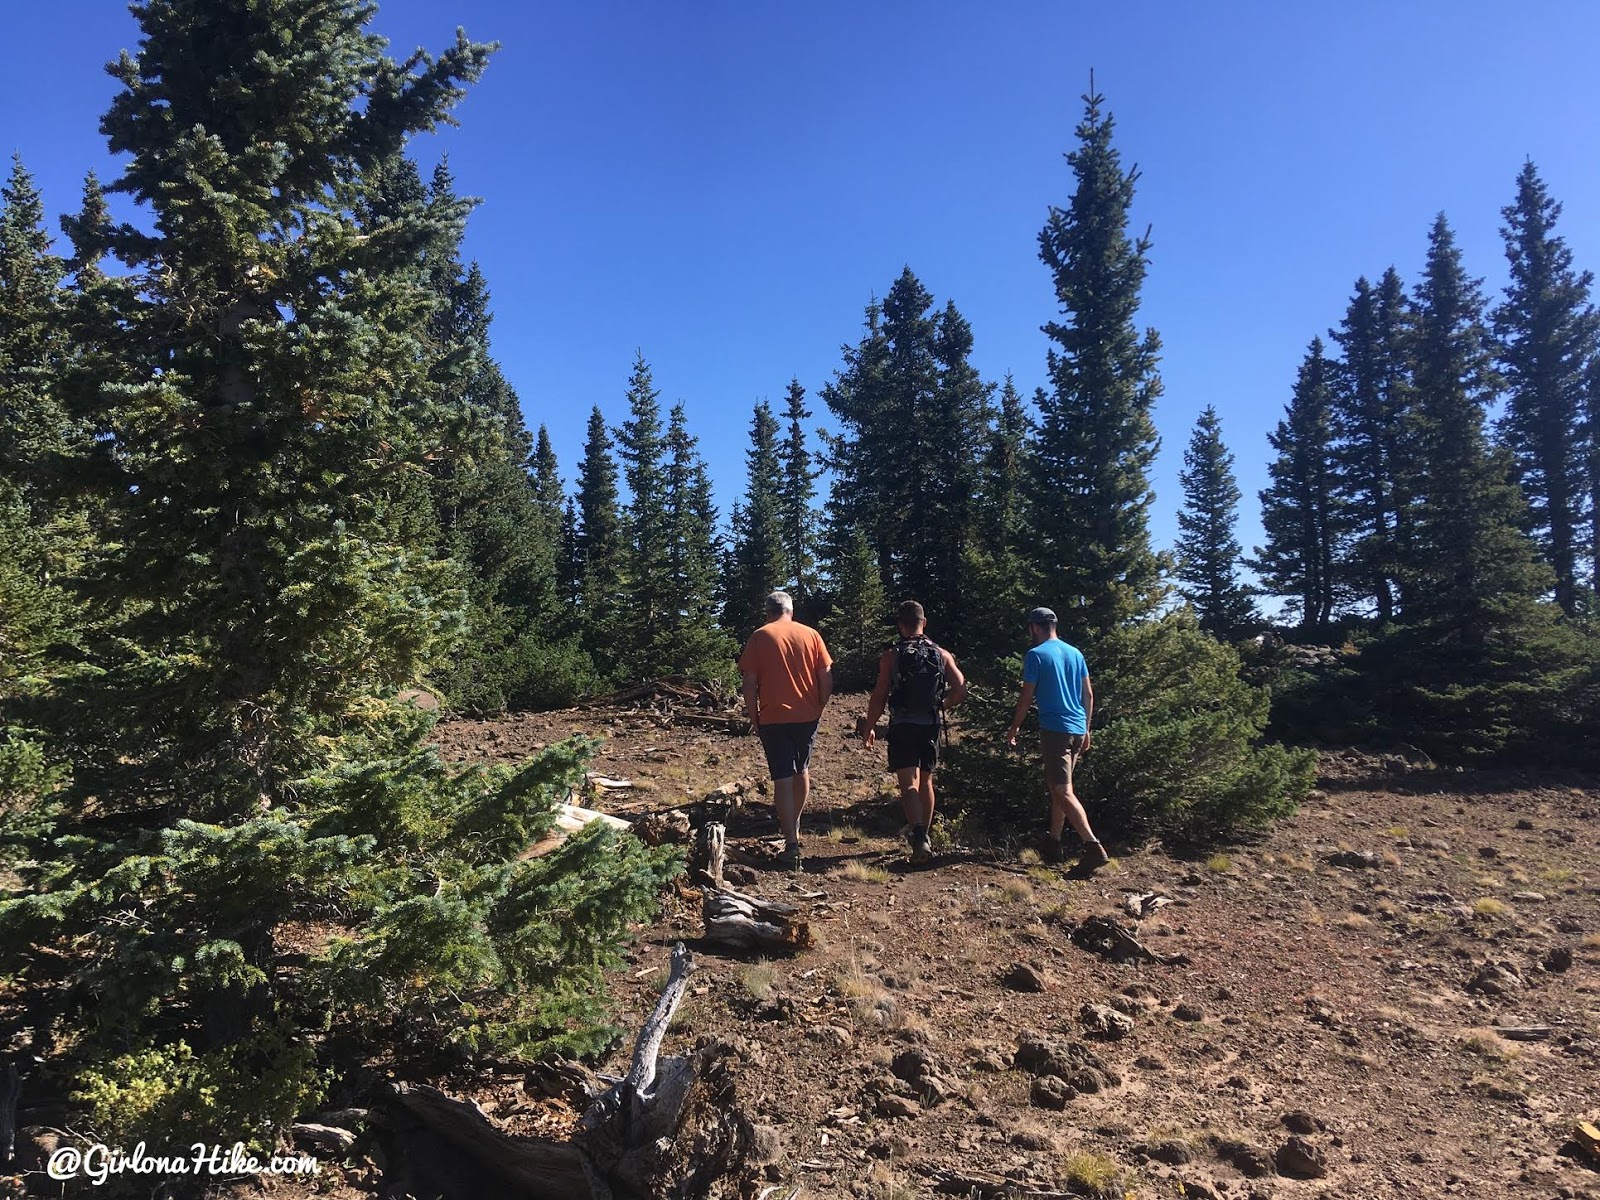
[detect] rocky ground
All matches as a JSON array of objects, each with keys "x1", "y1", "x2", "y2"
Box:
[{"x1": 388, "y1": 697, "x2": 1600, "y2": 1200}]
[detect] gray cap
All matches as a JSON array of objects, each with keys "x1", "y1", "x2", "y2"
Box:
[{"x1": 1025, "y1": 606, "x2": 1058, "y2": 627}]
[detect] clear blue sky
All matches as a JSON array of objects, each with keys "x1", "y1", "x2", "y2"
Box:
[{"x1": 5, "y1": 2, "x2": 1599, "y2": 562}]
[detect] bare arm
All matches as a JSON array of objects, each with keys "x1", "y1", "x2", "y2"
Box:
[
  {"x1": 1006, "y1": 681, "x2": 1037, "y2": 747},
  {"x1": 941, "y1": 649, "x2": 968, "y2": 708},
  {"x1": 862, "y1": 650, "x2": 895, "y2": 748},
  {"x1": 1082, "y1": 675, "x2": 1094, "y2": 752},
  {"x1": 817, "y1": 666, "x2": 834, "y2": 711},
  {"x1": 741, "y1": 669, "x2": 760, "y2": 731}
]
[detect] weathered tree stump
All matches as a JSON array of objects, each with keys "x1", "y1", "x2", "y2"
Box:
[{"x1": 698, "y1": 824, "x2": 812, "y2": 952}]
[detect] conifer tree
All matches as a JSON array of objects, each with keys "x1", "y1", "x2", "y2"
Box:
[
  {"x1": 1371, "y1": 214, "x2": 1580, "y2": 755},
  {"x1": 1252, "y1": 340, "x2": 1343, "y2": 633},
  {"x1": 966, "y1": 375, "x2": 1033, "y2": 656},
  {"x1": 778, "y1": 378, "x2": 818, "y2": 612},
  {"x1": 821, "y1": 525, "x2": 889, "y2": 688},
  {"x1": 1176, "y1": 406, "x2": 1257, "y2": 639},
  {"x1": 663, "y1": 403, "x2": 735, "y2": 678},
  {"x1": 1, "y1": 1, "x2": 675, "y2": 1145},
  {"x1": 577, "y1": 404, "x2": 624, "y2": 665},
  {"x1": 1329, "y1": 271, "x2": 1416, "y2": 622},
  {"x1": 726, "y1": 401, "x2": 789, "y2": 637},
  {"x1": 532, "y1": 425, "x2": 564, "y2": 532},
  {"x1": 1491, "y1": 161, "x2": 1598, "y2": 615},
  {"x1": 1030, "y1": 87, "x2": 1164, "y2": 639},
  {"x1": 616, "y1": 353, "x2": 673, "y2": 678}
]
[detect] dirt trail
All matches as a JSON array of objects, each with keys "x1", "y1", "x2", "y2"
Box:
[{"x1": 413, "y1": 698, "x2": 1600, "y2": 1199}]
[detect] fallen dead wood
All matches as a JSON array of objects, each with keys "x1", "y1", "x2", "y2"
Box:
[
  {"x1": 1070, "y1": 914, "x2": 1189, "y2": 966},
  {"x1": 1491, "y1": 1024, "x2": 1553, "y2": 1041},
  {"x1": 699, "y1": 824, "x2": 813, "y2": 952},
  {"x1": 671, "y1": 712, "x2": 752, "y2": 734},
  {"x1": 380, "y1": 943, "x2": 764, "y2": 1200},
  {"x1": 522, "y1": 802, "x2": 634, "y2": 860},
  {"x1": 583, "y1": 677, "x2": 730, "y2": 710},
  {"x1": 918, "y1": 1164, "x2": 1075, "y2": 1197}
]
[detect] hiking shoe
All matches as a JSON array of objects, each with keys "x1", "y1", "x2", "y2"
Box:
[
  {"x1": 1078, "y1": 840, "x2": 1111, "y2": 871},
  {"x1": 1038, "y1": 833, "x2": 1065, "y2": 864},
  {"x1": 778, "y1": 842, "x2": 803, "y2": 873},
  {"x1": 909, "y1": 825, "x2": 933, "y2": 865}
]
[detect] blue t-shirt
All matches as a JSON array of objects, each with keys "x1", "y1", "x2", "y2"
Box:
[{"x1": 1023, "y1": 638, "x2": 1089, "y2": 734}]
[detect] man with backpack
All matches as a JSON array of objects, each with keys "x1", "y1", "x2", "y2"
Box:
[
  {"x1": 1004, "y1": 606, "x2": 1110, "y2": 871},
  {"x1": 862, "y1": 601, "x2": 967, "y2": 864}
]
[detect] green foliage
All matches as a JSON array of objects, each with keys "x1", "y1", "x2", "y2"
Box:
[
  {"x1": 661, "y1": 403, "x2": 737, "y2": 681},
  {"x1": 778, "y1": 378, "x2": 820, "y2": 613},
  {"x1": 1030, "y1": 87, "x2": 1166, "y2": 638},
  {"x1": 820, "y1": 526, "x2": 890, "y2": 690},
  {"x1": 1176, "y1": 406, "x2": 1257, "y2": 639},
  {"x1": 944, "y1": 614, "x2": 1314, "y2": 841},
  {"x1": 577, "y1": 404, "x2": 625, "y2": 669},
  {"x1": 726, "y1": 401, "x2": 790, "y2": 638},
  {"x1": 964, "y1": 374, "x2": 1034, "y2": 658}
]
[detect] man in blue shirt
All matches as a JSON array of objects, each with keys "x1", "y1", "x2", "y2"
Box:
[{"x1": 1004, "y1": 607, "x2": 1110, "y2": 870}]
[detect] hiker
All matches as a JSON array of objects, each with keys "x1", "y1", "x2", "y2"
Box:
[
  {"x1": 738, "y1": 591, "x2": 834, "y2": 871},
  {"x1": 1004, "y1": 606, "x2": 1110, "y2": 870},
  {"x1": 862, "y1": 600, "x2": 967, "y2": 864}
]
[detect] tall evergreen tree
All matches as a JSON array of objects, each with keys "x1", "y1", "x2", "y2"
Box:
[
  {"x1": 1491, "y1": 161, "x2": 1598, "y2": 615},
  {"x1": 616, "y1": 353, "x2": 673, "y2": 678},
  {"x1": 576, "y1": 404, "x2": 624, "y2": 664},
  {"x1": 531, "y1": 424, "x2": 564, "y2": 532},
  {"x1": 821, "y1": 525, "x2": 889, "y2": 688},
  {"x1": 1373, "y1": 214, "x2": 1577, "y2": 755},
  {"x1": 1252, "y1": 340, "x2": 1343, "y2": 633},
  {"x1": 1329, "y1": 270, "x2": 1416, "y2": 622},
  {"x1": 1176, "y1": 406, "x2": 1257, "y2": 639},
  {"x1": 726, "y1": 400, "x2": 789, "y2": 637},
  {"x1": 967, "y1": 374, "x2": 1034, "y2": 655},
  {"x1": 1030, "y1": 87, "x2": 1165, "y2": 639},
  {"x1": 1, "y1": 1, "x2": 674, "y2": 1146},
  {"x1": 663, "y1": 402, "x2": 735, "y2": 678},
  {"x1": 821, "y1": 270, "x2": 987, "y2": 638},
  {"x1": 778, "y1": 377, "x2": 818, "y2": 612}
]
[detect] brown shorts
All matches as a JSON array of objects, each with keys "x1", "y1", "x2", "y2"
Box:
[{"x1": 1040, "y1": 730, "x2": 1086, "y2": 789}]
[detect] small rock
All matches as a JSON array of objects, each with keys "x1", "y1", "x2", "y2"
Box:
[
  {"x1": 1011, "y1": 1129, "x2": 1055, "y2": 1151},
  {"x1": 1013, "y1": 1031, "x2": 1117, "y2": 1083},
  {"x1": 1174, "y1": 1002, "x2": 1205, "y2": 1022},
  {"x1": 876, "y1": 1094, "x2": 920, "y2": 1119},
  {"x1": 1064, "y1": 1068, "x2": 1109, "y2": 1095},
  {"x1": 1544, "y1": 946, "x2": 1574, "y2": 973},
  {"x1": 1080, "y1": 1002, "x2": 1135, "y2": 1040},
  {"x1": 1134, "y1": 1054, "x2": 1168, "y2": 1071},
  {"x1": 1145, "y1": 1138, "x2": 1194, "y2": 1165},
  {"x1": 1281, "y1": 1110, "x2": 1323, "y2": 1134},
  {"x1": 1221, "y1": 1141, "x2": 1273, "y2": 1178},
  {"x1": 1324, "y1": 849, "x2": 1381, "y2": 869},
  {"x1": 969, "y1": 1049, "x2": 1012, "y2": 1072},
  {"x1": 866, "y1": 1134, "x2": 911, "y2": 1159},
  {"x1": 1176, "y1": 1177, "x2": 1221, "y2": 1200},
  {"x1": 1030, "y1": 1075, "x2": 1076, "y2": 1110},
  {"x1": 1511, "y1": 891, "x2": 1547, "y2": 903},
  {"x1": 1415, "y1": 837, "x2": 1452, "y2": 852},
  {"x1": 1477, "y1": 846, "x2": 1499, "y2": 859},
  {"x1": 1001, "y1": 962, "x2": 1049, "y2": 992},
  {"x1": 1514, "y1": 818, "x2": 1535, "y2": 830},
  {"x1": 890, "y1": 1048, "x2": 942, "y2": 1084},
  {"x1": 748, "y1": 1125, "x2": 783, "y2": 1165},
  {"x1": 1276, "y1": 1135, "x2": 1329, "y2": 1179},
  {"x1": 1466, "y1": 959, "x2": 1525, "y2": 996},
  {"x1": 807, "y1": 1024, "x2": 853, "y2": 1050}
]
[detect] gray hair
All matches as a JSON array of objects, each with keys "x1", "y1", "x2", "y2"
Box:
[{"x1": 765, "y1": 591, "x2": 794, "y2": 618}]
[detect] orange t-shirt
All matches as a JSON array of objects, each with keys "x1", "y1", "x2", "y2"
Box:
[{"x1": 737, "y1": 620, "x2": 833, "y2": 723}]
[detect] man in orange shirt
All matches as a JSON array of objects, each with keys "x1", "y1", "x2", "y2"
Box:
[{"x1": 738, "y1": 591, "x2": 834, "y2": 871}]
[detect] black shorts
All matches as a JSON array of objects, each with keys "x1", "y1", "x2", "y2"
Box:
[
  {"x1": 886, "y1": 722, "x2": 939, "y2": 772},
  {"x1": 758, "y1": 720, "x2": 819, "y2": 781}
]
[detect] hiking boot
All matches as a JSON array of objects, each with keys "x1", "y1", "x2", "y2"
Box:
[
  {"x1": 778, "y1": 842, "x2": 803, "y2": 873},
  {"x1": 1078, "y1": 840, "x2": 1111, "y2": 871},
  {"x1": 909, "y1": 825, "x2": 933, "y2": 865},
  {"x1": 1038, "y1": 833, "x2": 1065, "y2": 864}
]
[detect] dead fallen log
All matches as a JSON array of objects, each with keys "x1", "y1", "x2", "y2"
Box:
[
  {"x1": 699, "y1": 824, "x2": 812, "y2": 952},
  {"x1": 380, "y1": 943, "x2": 764, "y2": 1200},
  {"x1": 671, "y1": 712, "x2": 752, "y2": 735},
  {"x1": 1491, "y1": 1024, "x2": 1553, "y2": 1041},
  {"x1": 522, "y1": 802, "x2": 634, "y2": 860},
  {"x1": 919, "y1": 1164, "x2": 1076, "y2": 1197},
  {"x1": 1070, "y1": 914, "x2": 1189, "y2": 966}
]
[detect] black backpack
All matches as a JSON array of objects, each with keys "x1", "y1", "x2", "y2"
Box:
[{"x1": 890, "y1": 635, "x2": 947, "y2": 719}]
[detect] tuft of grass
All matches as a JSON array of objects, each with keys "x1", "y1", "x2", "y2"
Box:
[
  {"x1": 1461, "y1": 1030, "x2": 1519, "y2": 1060},
  {"x1": 1380, "y1": 849, "x2": 1403, "y2": 867},
  {"x1": 1476, "y1": 873, "x2": 1504, "y2": 890},
  {"x1": 739, "y1": 961, "x2": 776, "y2": 1002},
  {"x1": 1205, "y1": 853, "x2": 1233, "y2": 874},
  {"x1": 1027, "y1": 865, "x2": 1059, "y2": 886},
  {"x1": 835, "y1": 958, "x2": 882, "y2": 1003},
  {"x1": 1541, "y1": 866, "x2": 1577, "y2": 885},
  {"x1": 1383, "y1": 825, "x2": 1409, "y2": 838},
  {"x1": 1000, "y1": 877, "x2": 1035, "y2": 903},
  {"x1": 1018, "y1": 847, "x2": 1042, "y2": 867},
  {"x1": 1579, "y1": 933, "x2": 1600, "y2": 951},
  {"x1": 1061, "y1": 1151, "x2": 1122, "y2": 1197},
  {"x1": 826, "y1": 824, "x2": 864, "y2": 843},
  {"x1": 1339, "y1": 912, "x2": 1371, "y2": 929},
  {"x1": 1040, "y1": 900, "x2": 1076, "y2": 925},
  {"x1": 839, "y1": 860, "x2": 891, "y2": 884},
  {"x1": 1473, "y1": 897, "x2": 1509, "y2": 918}
]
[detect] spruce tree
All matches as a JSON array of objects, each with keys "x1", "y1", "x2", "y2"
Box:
[
  {"x1": 1, "y1": 0, "x2": 676, "y2": 1147},
  {"x1": 1329, "y1": 270, "x2": 1416, "y2": 622},
  {"x1": 532, "y1": 424, "x2": 564, "y2": 532},
  {"x1": 726, "y1": 400, "x2": 789, "y2": 637},
  {"x1": 662, "y1": 402, "x2": 735, "y2": 679},
  {"x1": 1031, "y1": 87, "x2": 1164, "y2": 639},
  {"x1": 821, "y1": 525, "x2": 889, "y2": 689},
  {"x1": 1176, "y1": 406, "x2": 1257, "y2": 639},
  {"x1": 967, "y1": 374, "x2": 1034, "y2": 657},
  {"x1": 1252, "y1": 340, "x2": 1343, "y2": 633},
  {"x1": 1491, "y1": 161, "x2": 1598, "y2": 615},
  {"x1": 576, "y1": 404, "x2": 624, "y2": 666},
  {"x1": 616, "y1": 353, "x2": 674, "y2": 678},
  {"x1": 1372, "y1": 214, "x2": 1579, "y2": 756},
  {"x1": 778, "y1": 377, "x2": 819, "y2": 613}
]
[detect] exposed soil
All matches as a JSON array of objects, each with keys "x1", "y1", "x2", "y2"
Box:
[{"x1": 411, "y1": 698, "x2": 1600, "y2": 1199}]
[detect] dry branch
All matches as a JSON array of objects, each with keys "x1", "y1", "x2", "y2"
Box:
[{"x1": 698, "y1": 824, "x2": 813, "y2": 952}]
